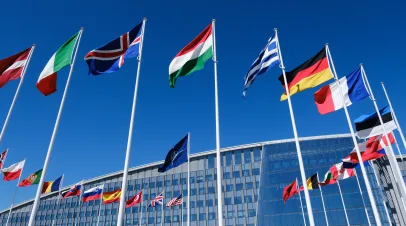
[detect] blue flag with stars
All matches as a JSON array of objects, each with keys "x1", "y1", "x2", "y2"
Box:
[{"x1": 158, "y1": 134, "x2": 189, "y2": 173}]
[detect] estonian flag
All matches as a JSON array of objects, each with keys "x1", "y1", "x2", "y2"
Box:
[
  {"x1": 354, "y1": 106, "x2": 397, "y2": 139},
  {"x1": 158, "y1": 134, "x2": 189, "y2": 173}
]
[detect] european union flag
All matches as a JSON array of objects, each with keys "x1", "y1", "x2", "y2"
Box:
[{"x1": 158, "y1": 134, "x2": 189, "y2": 173}]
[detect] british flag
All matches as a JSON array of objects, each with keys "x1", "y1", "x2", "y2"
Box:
[
  {"x1": 84, "y1": 21, "x2": 143, "y2": 76},
  {"x1": 150, "y1": 191, "x2": 164, "y2": 207}
]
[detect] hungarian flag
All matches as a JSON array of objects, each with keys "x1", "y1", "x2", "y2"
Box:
[
  {"x1": 37, "y1": 31, "x2": 80, "y2": 96},
  {"x1": 18, "y1": 169, "x2": 43, "y2": 187},
  {"x1": 0, "y1": 47, "x2": 32, "y2": 88},
  {"x1": 102, "y1": 189, "x2": 122, "y2": 204},
  {"x1": 0, "y1": 149, "x2": 8, "y2": 169},
  {"x1": 126, "y1": 191, "x2": 142, "y2": 208},
  {"x1": 2, "y1": 160, "x2": 25, "y2": 181},
  {"x1": 282, "y1": 179, "x2": 298, "y2": 203},
  {"x1": 169, "y1": 23, "x2": 213, "y2": 88},
  {"x1": 278, "y1": 47, "x2": 333, "y2": 101}
]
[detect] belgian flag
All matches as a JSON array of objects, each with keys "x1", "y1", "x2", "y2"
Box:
[
  {"x1": 278, "y1": 47, "x2": 333, "y2": 101},
  {"x1": 306, "y1": 173, "x2": 320, "y2": 190}
]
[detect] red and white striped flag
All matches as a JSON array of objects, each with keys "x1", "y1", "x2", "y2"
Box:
[
  {"x1": 2, "y1": 160, "x2": 25, "y2": 181},
  {"x1": 166, "y1": 194, "x2": 183, "y2": 207},
  {"x1": 0, "y1": 47, "x2": 32, "y2": 88}
]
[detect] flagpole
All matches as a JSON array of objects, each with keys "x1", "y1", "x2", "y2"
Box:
[
  {"x1": 254, "y1": 145, "x2": 264, "y2": 226},
  {"x1": 0, "y1": 45, "x2": 35, "y2": 146},
  {"x1": 354, "y1": 170, "x2": 372, "y2": 226},
  {"x1": 161, "y1": 190, "x2": 165, "y2": 226},
  {"x1": 74, "y1": 180, "x2": 84, "y2": 226},
  {"x1": 370, "y1": 161, "x2": 393, "y2": 226},
  {"x1": 360, "y1": 64, "x2": 406, "y2": 208},
  {"x1": 317, "y1": 173, "x2": 329, "y2": 226},
  {"x1": 139, "y1": 200, "x2": 143, "y2": 226},
  {"x1": 187, "y1": 132, "x2": 190, "y2": 226},
  {"x1": 28, "y1": 28, "x2": 84, "y2": 226},
  {"x1": 117, "y1": 18, "x2": 147, "y2": 226},
  {"x1": 296, "y1": 178, "x2": 307, "y2": 226},
  {"x1": 336, "y1": 180, "x2": 350, "y2": 226},
  {"x1": 325, "y1": 45, "x2": 382, "y2": 225},
  {"x1": 97, "y1": 194, "x2": 102, "y2": 226},
  {"x1": 51, "y1": 174, "x2": 64, "y2": 226},
  {"x1": 181, "y1": 199, "x2": 183, "y2": 226},
  {"x1": 5, "y1": 158, "x2": 25, "y2": 226},
  {"x1": 275, "y1": 28, "x2": 314, "y2": 226},
  {"x1": 381, "y1": 82, "x2": 406, "y2": 150}
]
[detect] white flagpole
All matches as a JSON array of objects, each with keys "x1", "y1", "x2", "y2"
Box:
[
  {"x1": 181, "y1": 198, "x2": 183, "y2": 226},
  {"x1": 187, "y1": 133, "x2": 190, "y2": 226},
  {"x1": 211, "y1": 19, "x2": 224, "y2": 226},
  {"x1": 117, "y1": 18, "x2": 147, "y2": 226},
  {"x1": 139, "y1": 200, "x2": 143, "y2": 226},
  {"x1": 51, "y1": 174, "x2": 64, "y2": 226},
  {"x1": 97, "y1": 192, "x2": 103, "y2": 226},
  {"x1": 317, "y1": 173, "x2": 329, "y2": 226},
  {"x1": 161, "y1": 191, "x2": 164, "y2": 226},
  {"x1": 370, "y1": 161, "x2": 393, "y2": 226},
  {"x1": 381, "y1": 82, "x2": 406, "y2": 150},
  {"x1": 28, "y1": 28, "x2": 84, "y2": 226},
  {"x1": 325, "y1": 45, "x2": 382, "y2": 225},
  {"x1": 0, "y1": 45, "x2": 35, "y2": 145},
  {"x1": 74, "y1": 180, "x2": 84, "y2": 226},
  {"x1": 254, "y1": 145, "x2": 264, "y2": 226},
  {"x1": 354, "y1": 170, "x2": 372, "y2": 226},
  {"x1": 275, "y1": 28, "x2": 314, "y2": 226},
  {"x1": 5, "y1": 159, "x2": 25, "y2": 226},
  {"x1": 296, "y1": 178, "x2": 307, "y2": 226},
  {"x1": 336, "y1": 180, "x2": 350, "y2": 226},
  {"x1": 360, "y1": 64, "x2": 406, "y2": 209}
]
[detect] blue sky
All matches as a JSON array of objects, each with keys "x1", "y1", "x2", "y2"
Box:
[{"x1": 0, "y1": 0, "x2": 404, "y2": 210}]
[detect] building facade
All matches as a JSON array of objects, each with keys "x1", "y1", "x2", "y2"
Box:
[{"x1": 0, "y1": 134, "x2": 402, "y2": 226}]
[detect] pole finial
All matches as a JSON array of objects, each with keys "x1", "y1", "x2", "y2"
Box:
[
  {"x1": 360, "y1": 63, "x2": 363, "y2": 66},
  {"x1": 143, "y1": 17, "x2": 147, "y2": 21},
  {"x1": 212, "y1": 19, "x2": 216, "y2": 22},
  {"x1": 80, "y1": 27, "x2": 84, "y2": 30},
  {"x1": 274, "y1": 28, "x2": 278, "y2": 32},
  {"x1": 381, "y1": 82, "x2": 384, "y2": 85},
  {"x1": 32, "y1": 44, "x2": 36, "y2": 47},
  {"x1": 325, "y1": 43, "x2": 329, "y2": 47}
]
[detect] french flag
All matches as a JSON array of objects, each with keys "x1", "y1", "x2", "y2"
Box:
[
  {"x1": 314, "y1": 67, "x2": 369, "y2": 115},
  {"x1": 82, "y1": 185, "x2": 104, "y2": 202}
]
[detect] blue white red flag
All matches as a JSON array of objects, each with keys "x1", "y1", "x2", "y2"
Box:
[
  {"x1": 84, "y1": 22, "x2": 143, "y2": 76},
  {"x1": 82, "y1": 185, "x2": 104, "y2": 202},
  {"x1": 63, "y1": 181, "x2": 83, "y2": 199},
  {"x1": 150, "y1": 191, "x2": 164, "y2": 207}
]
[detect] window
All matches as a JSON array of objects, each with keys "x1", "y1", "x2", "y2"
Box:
[
  {"x1": 208, "y1": 155, "x2": 215, "y2": 168},
  {"x1": 254, "y1": 149, "x2": 261, "y2": 162},
  {"x1": 232, "y1": 170, "x2": 241, "y2": 178},
  {"x1": 235, "y1": 183, "x2": 243, "y2": 191},
  {"x1": 226, "y1": 184, "x2": 233, "y2": 192},
  {"x1": 244, "y1": 150, "x2": 252, "y2": 163},
  {"x1": 224, "y1": 198, "x2": 232, "y2": 205},
  {"x1": 199, "y1": 213, "x2": 206, "y2": 221},
  {"x1": 206, "y1": 199, "x2": 213, "y2": 207},
  {"x1": 234, "y1": 196, "x2": 243, "y2": 204},
  {"x1": 225, "y1": 152, "x2": 232, "y2": 166},
  {"x1": 246, "y1": 182, "x2": 254, "y2": 189}
]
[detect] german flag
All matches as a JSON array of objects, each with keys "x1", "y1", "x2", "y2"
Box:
[
  {"x1": 279, "y1": 47, "x2": 333, "y2": 101},
  {"x1": 306, "y1": 173, "x2": 319, "y2": 190}
]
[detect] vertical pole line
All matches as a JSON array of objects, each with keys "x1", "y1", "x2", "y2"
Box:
[
  {"x1": 325, "y1": 45, "x2": 381, "y2": 226},
  {"x1": 28, "y1": 28, "x2": 84, "y2": 226},
  {"x1": 274, "y1": 28, "x2": 314, "y2": 225},
  {"x1": 361, "y1": 64, "x2": 406, "y2": 210},
  {"x1": 117, "y1": 18, "x2": 147, "y2": 226},
  {"x1": 211, "y1": 19, "x2": 224, "y2": 226},
  {"x1": 254, "y1": 145, "x2": 264, "y2": 226},
  {"x1": 354, "y1": 170, "x2": 372, "y2": 226},
  {"x1": 75, "y1": 180, "x2": 84, "y2": 226},
  {"x1": 337, "y1": 180, "x2": 350, "y2": 226},
  {"x1": 51, "y1": 174, "x2": 64, "y2": 226},
  {"x1": 161, "y1": 191, "x2": 164, "y2": 226},
  {"x1": 187, "y1": 133, "x2": 191, "y2": 226},
  {"x1": 0, "y1": 45, "x2": 35, "y2": 145},
  {"x1": 181, "y1": 197, "x2": 183, "y2": 226},
  {"x1": 297, "y1": 178, "x2": 307, "y2": 226},
  {"x1": 370, "y1": 161, "x2": 393, "y2": 226},
  {"x1": 139, "y1": 199, "x2": 143, "y2": 226},
  {"x1": 317, "y1": 173, "x2": 329, "y2": 226},
  {"x1": 97, "y1": 191, "x2": 103, "y2": 226},
  {"x1": 381, "y1": 82, "x2": 406, "y2": 150},
  {"x1": 5, "y1": 159, "x2": 25, "y2": 226}
]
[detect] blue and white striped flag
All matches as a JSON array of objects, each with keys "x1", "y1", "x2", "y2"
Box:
[{"x1": 243, "y1": 34, "x2": 280, "y2": 96}]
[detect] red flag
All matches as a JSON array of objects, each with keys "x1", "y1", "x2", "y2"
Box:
[
  {"x1": 0, "y1": 47, "x2": 32, "y2": 88},
  {"x1": 0, "y1": 149, "x2": 8, "y2": 169},
  {"x1": 126, "y1": 191, "x2": 142, "y2": 208},
  {"x1": 2, "y1": 160, "x2": 25, "y2": 181},
  {"x1": 283, "y1": 179, "x2": 298, "y2": 203}
]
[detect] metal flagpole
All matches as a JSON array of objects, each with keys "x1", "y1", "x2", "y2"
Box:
[
  {"x1": 139, "y1": 200, "x2": 143, "y2": 226},
  {"x1": 317, "y1": 173, "x2": 329, "y2": 226},
  {"x1": 74, "y1": 180, "x2": 84, "y2": 226},
  {"x1": 326, "y1": 45, "x2": 382, "y2": 225},
  {"x1": 96, "y1": 193, "x2": 103, "y2": 226},
  {"x1": 161, "y1": 192, "x2": 164, "y2": 226},
  {"x1": 28, "y1": 28, "x2": 84, "y2": 226},
  {"x1": 51, "y1": 174, "x2": 64, "y2": 226},
  {"x1": 354, "y1": 170, "x2": 372, "y2": 226},
  {"x1": 370, "y1": 161, "x2": 393, "y2": 226},
  {"x1": 0, "y1": 45, "x2": 35, "y2": 145},
  {"x1": 275, "y1": 28, "x2": 314, "y2": 226},
  {"x1": 254, "y1": 145, "x2": 264, "y2": 226},
  {"x1": 360, "y1": 64, "x2": 406, "y2": 208},
  {"x1": 181, "y1": 198, "x2": 183, "y2": 226},
  {"x1": 5, "y1": 159, "x2": 25, "y2": 226},
  {"x1": 187, "y1": 133, "x2": 191, "y2": 226},
  {"x1": 296, "y1": 178, "x2": 307, "y2": 226},
  {"x1": 336, "y1": 180, "x2": 350, "y2": 226},
  {"x1": 381, "y1": 82, "x2": 406, "y2": 150},
  {"x1": 117, "y1": 18, "x2": 147, "y2": 226},
  {"x1": 212, "y1": 19, "x2": 224, "y2": 226}
]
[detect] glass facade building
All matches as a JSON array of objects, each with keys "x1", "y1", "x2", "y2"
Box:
[{"x1": 0, "y1": 134, "x2": 403, "y2": 226}]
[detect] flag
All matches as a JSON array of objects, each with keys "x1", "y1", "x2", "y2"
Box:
[
  {"x1": 37, "y1": 32, "x2": 80, "y2": 96},
  {"x1": 306, "y1": 173, "x2": 319, "y2": 190},
  {"x1": 126, "y1": 191, "x2": 142, "y2": 208},
  {"x1": 0, "y1": 149, "x2": 8, "y2": 169},
  {"x1": 282, "y1": 179, "x2": 298, "y2": 203},
  {"x1": 278, "y1": 47, "x2": 333, "y2": 101},
  {"x1": 84, "y1": 22, "x2": 143, "y2": 76},
  {"x1": 158, "y1": 135, "x2": 188, "y2": 173},
  {"x1": 2, "y1": 160, "x2": 25, "y2": 181},
  {"x1": 0, "y1": 47, "x2": 32, "y2": 88},
  {"x1": 102, "y1": 189, "x2": 122, "y2": 204},
  {"x1": 63, "y1": 182, "x2": 82, "y2": 199},
  {"x1": 319, "y1": 170, "x2": 336, "y2": 186},
  {"x1": 314, "y1": 67, "x2": 369, "y2": 114},
  {"x1": 320, "y1": 163, "x2": 354, "y2": 186},
  {"x1": 354, "y1": 106, "x2": 397, "y2": 138},
  {"x1": 166, "y1": 194, "x2": 183, "y2": 207},
  {"x1": 169, "y1": 23, "x2": 212, "y2": 88},
  {"x1": 18, "y1": 169, "x2": 43, "y2": 187},
  {"x1": 82, "y1": 185, "x2": 104, "y2": 202},
  {"x1": 243, "y1": 34, "x2": 280, "y2": 96},
  {"x1": 41, "y1": 176, "x2": 63, "y2": 194},
  {"x1": 150, "y1": 191, "x2": 163, "y2": 207}
]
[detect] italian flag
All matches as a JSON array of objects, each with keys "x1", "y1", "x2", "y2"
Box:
[
  {"x1": 169, "y1": 23, "x2": 213, "y2": 88},
  {"x1": 18, "y1": 169, "x2": 43, "y2": 187},
  {"x1": 2, "y1": 160, "x2": 25, "y2": 181},
  {"x1": 37, "y1": 31, "x2": 80, "y2": 96}
]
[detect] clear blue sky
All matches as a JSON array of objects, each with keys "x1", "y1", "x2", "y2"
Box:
[{"x1": 0, "y1": 0, "x2": 404, "y2": 210}]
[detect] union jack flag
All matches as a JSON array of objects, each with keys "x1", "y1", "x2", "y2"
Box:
[
  {"x1": 150, "y1": 191, "x2": 164, "y2": 207},
  {"x1": 166, "y1": 194, "x2": 183, "y2": 207},
  {"x1": 84, "y1": 21, "x2": 143, "y2": 76}
]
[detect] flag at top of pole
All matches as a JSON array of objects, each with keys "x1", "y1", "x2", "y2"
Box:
[
  {"x1": 0, "y1": 149, "x2": 8, "y2": 169},
  {"x1": 0, "y1": 47, "x2": 33, "y2": 88},
  {"x1": 158, "y1": 134, "x2": 188, "y2": 173}
]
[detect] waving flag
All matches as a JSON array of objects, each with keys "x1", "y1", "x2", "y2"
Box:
[
  {"x1": 42, "y1": 176, "x2": 63, "y2": 194},
  {"x1": 2, "y1": 160, "x2": 25, "y2": 181},
  {"x1": 126, "y1": 191, "x2": 142, "y2": 208},
  {"x1": 158, "y1": 135, "x2": 188, "y2": 173},
  {"x1": 243, "y1": 34, "x2": 280, "y2": 96},
  {"x1": 0, "y1": 47, "x2": 32, "y2": 88},
  {"x1": 320, "y1": 163, "x2": 354, "y2": 186},
  {"x1": 0, "y1": 149, "x2": 8, "y2": 169},
  {"x1": 282, "y1": 179, "x2": 298, "y2": 203},
  {"x1": 354, "y1": 106, "x2": 397, "y2": 138},
  {"x1": 103, "y1": 189, "x2": 121, "y2": 204},
  {"x1": 82, "y1": 185, "x2": 104, "y2": 202},
  {"x1": 166, "y1": 194, "x2": 183, "y2": 207},
  {"x1": 84, "y1": 22, "x2": 143, "y2": 76},
  {"x1": 150, "y1": 191, "x2": 164, "y2": 207},
  {"x1": 63, "y1": 182, "x2": 82, "y2": 199},
  {"x1": 18, "y1": 169, "x2": 42, "y2": 187}
]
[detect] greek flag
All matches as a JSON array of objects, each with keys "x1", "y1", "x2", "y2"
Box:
[{"x1": 243, "y1": 34, "x2": 280, "y2": 96}]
